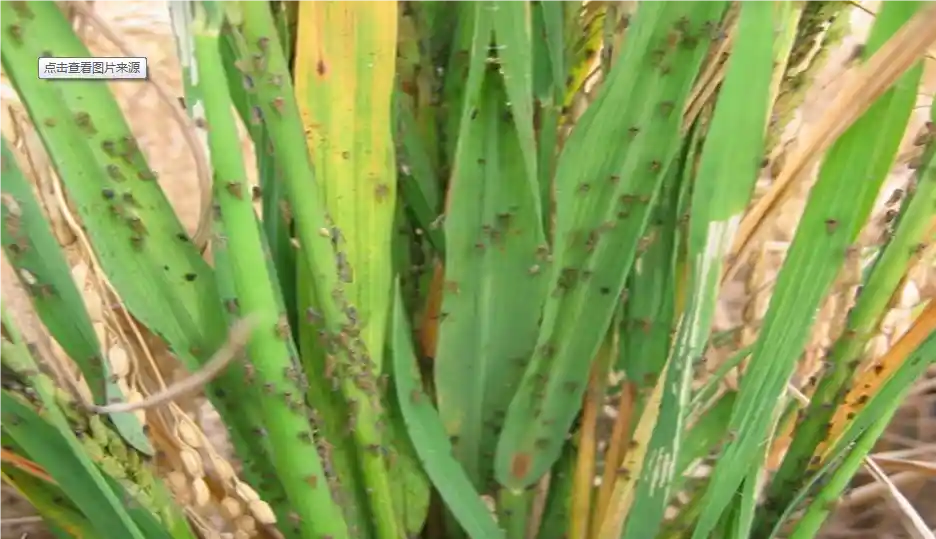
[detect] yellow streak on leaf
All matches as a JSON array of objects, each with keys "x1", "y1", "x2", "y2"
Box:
[{"x1": 819, "y1": 300, "x2": 936, "y2": 460}]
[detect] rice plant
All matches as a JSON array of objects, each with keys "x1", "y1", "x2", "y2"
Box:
[{"x1": 1, "y1": 1, "x2": 934, "y2": 539}]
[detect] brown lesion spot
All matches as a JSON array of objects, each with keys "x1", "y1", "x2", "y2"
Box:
[{"x1": 510, "y1": 452, "x2": 531, "y2": 480}]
